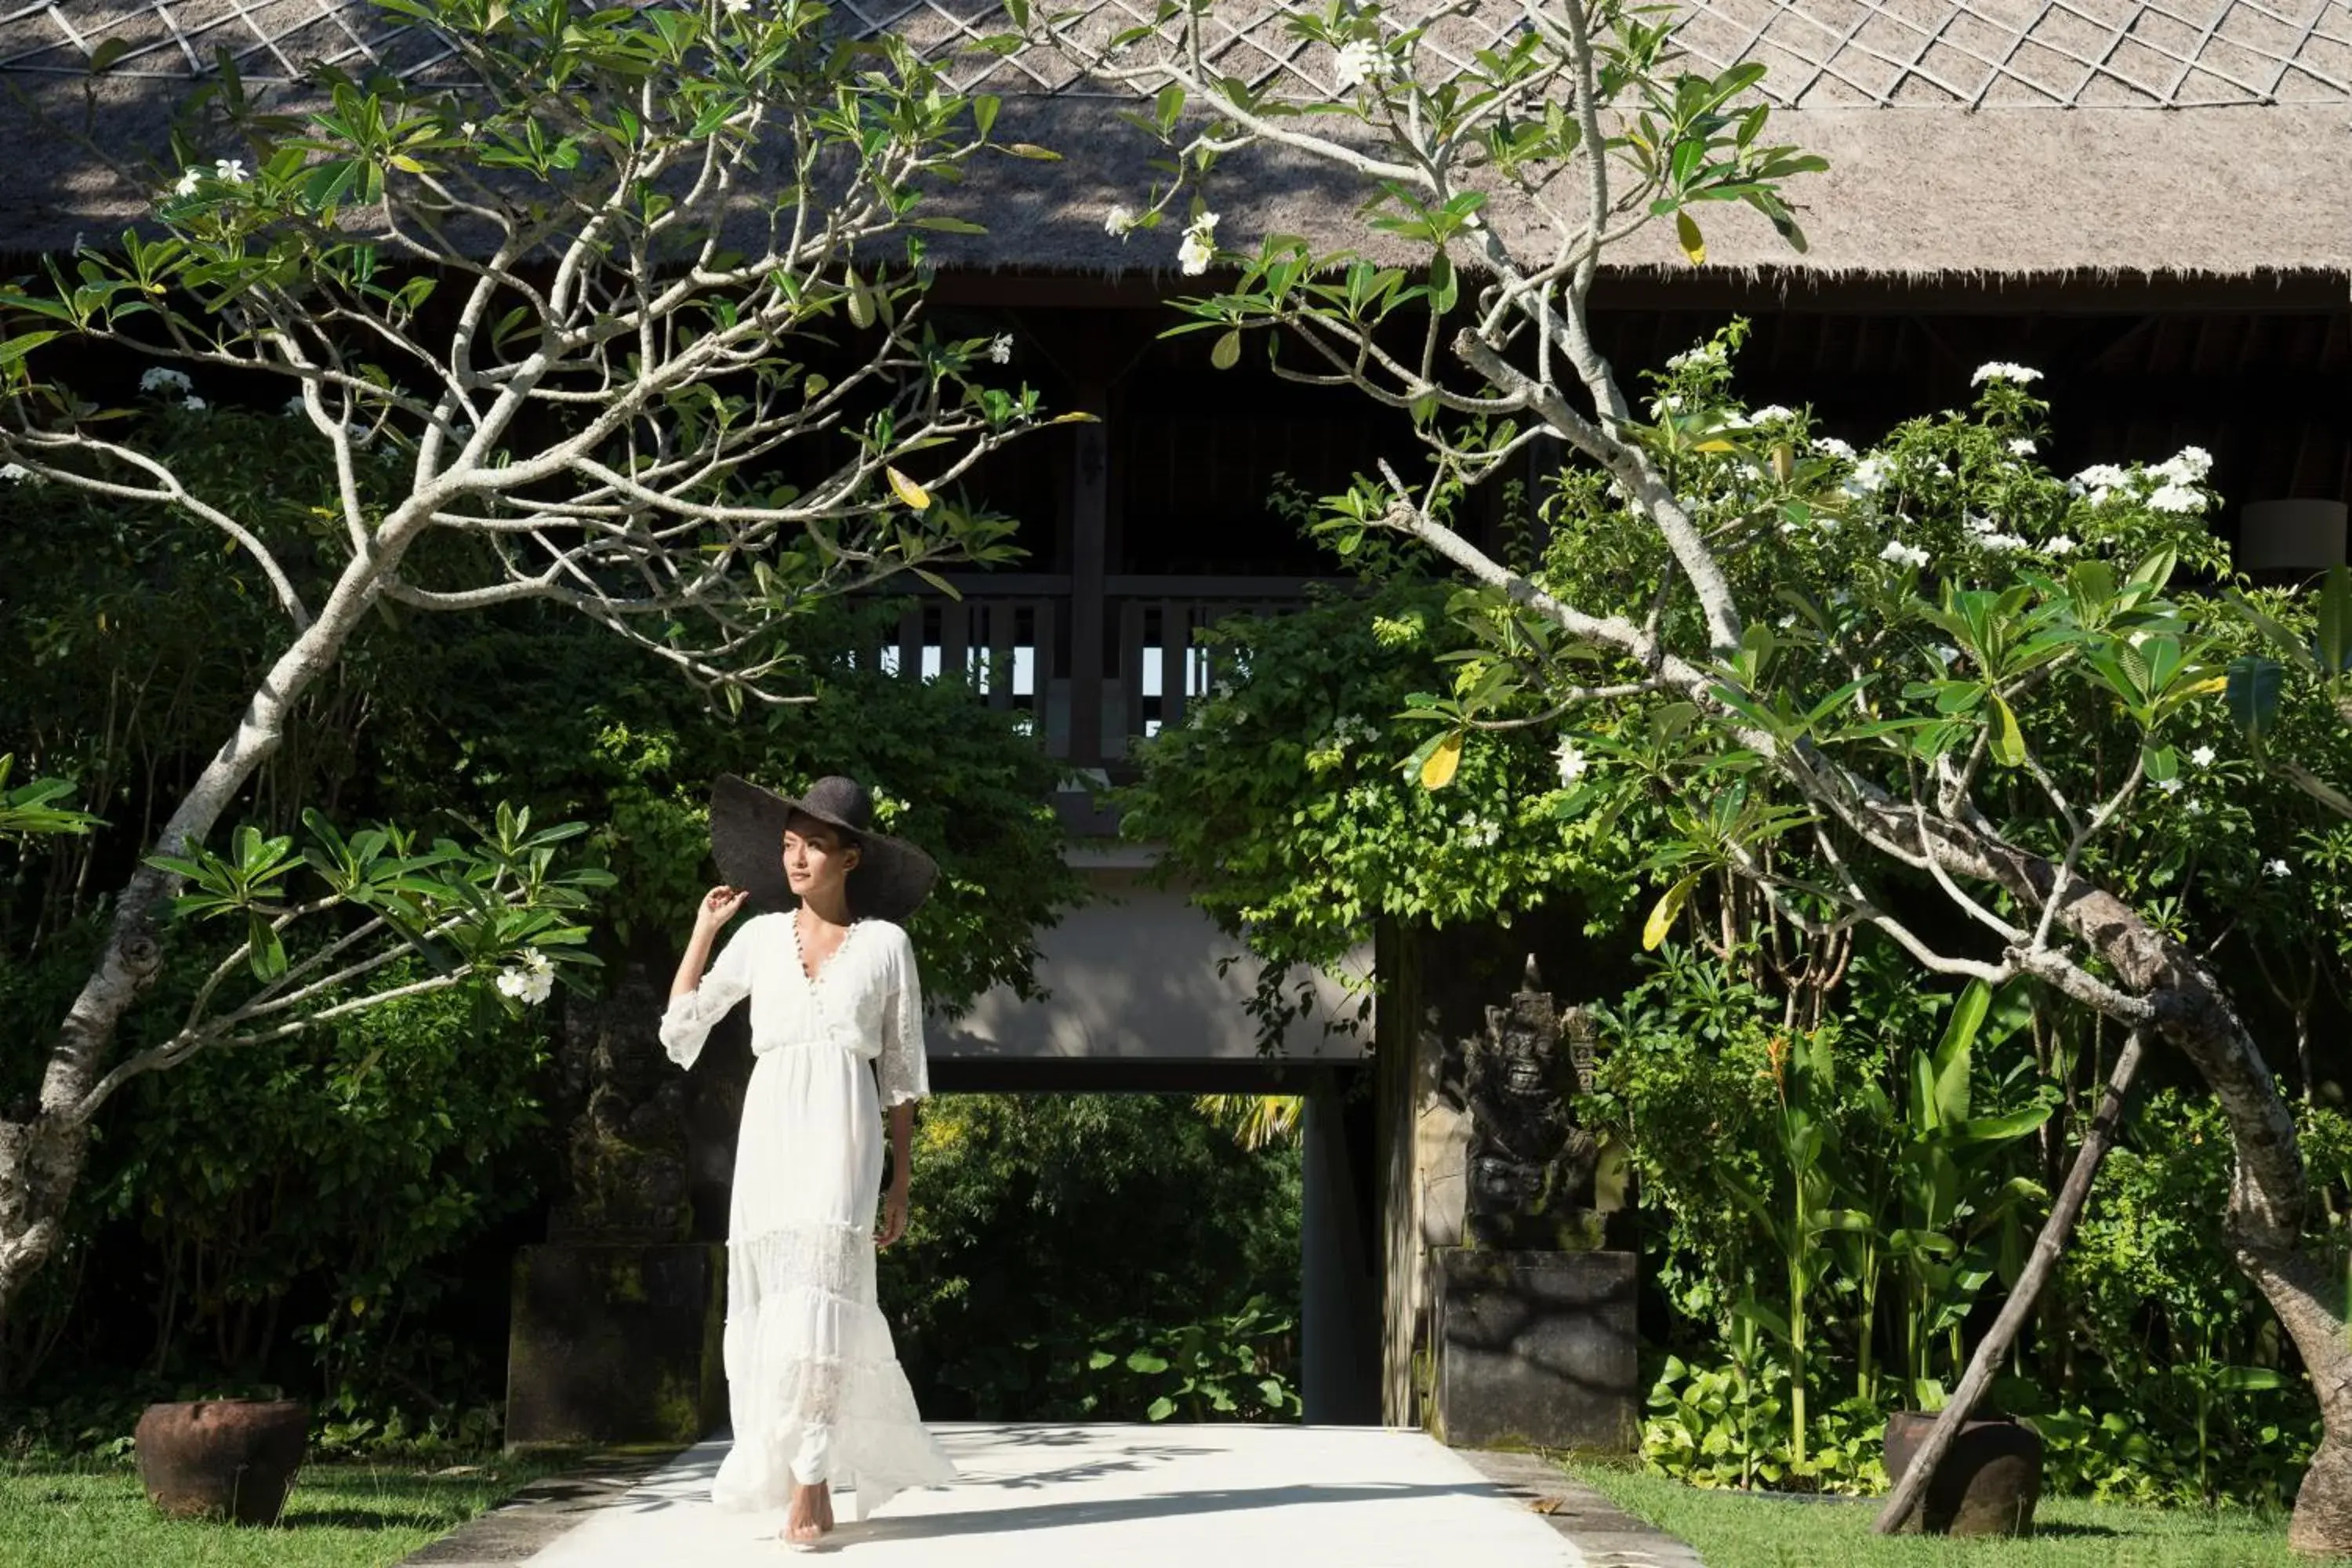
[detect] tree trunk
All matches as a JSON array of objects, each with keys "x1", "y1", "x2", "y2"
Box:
[
  {"x1": 1875, "y1": 1032, "x2": 2145, "y2": 1534},
  {"x1": 0, "y1": 517, "x2": 433, "y2": 1327},
  {"x1": 1965, "y1": 857, "x2": 2352, "y2": 1554}
]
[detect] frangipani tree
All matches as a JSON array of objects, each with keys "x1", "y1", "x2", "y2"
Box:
[
  {"x1": 0, "y1": 0, "x2": 1058, "y2": 1318},
  {"x1": 1036, "y1": 0, "x2": 2352, "y2": 1548}
]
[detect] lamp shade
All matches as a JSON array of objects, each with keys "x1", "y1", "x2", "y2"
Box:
[{"x1": 2238, "y1": 500, "x2": 2348, "y2": 574}]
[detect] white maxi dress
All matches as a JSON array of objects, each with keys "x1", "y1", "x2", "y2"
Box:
[{"x1": 659, "y1": 912, "x2": 958, "y2": 1519}]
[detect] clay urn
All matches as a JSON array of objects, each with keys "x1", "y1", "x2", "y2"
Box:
[
  {"x1": 1882, "y1": 1409, "x2": 2044, "y2": 1537},
  {"x1": 134, "y1": 1399, "x2": 309, "y2": 1526}
]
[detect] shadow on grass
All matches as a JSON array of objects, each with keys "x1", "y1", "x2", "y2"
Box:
[{"x1": 2030, "y1": 1522, "x2": 2124, "y2": 1540}]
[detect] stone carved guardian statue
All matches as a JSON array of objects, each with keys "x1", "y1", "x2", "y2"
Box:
[{"x1": 1461, "y1": 957, "x2": 1602, "y2": 1251}]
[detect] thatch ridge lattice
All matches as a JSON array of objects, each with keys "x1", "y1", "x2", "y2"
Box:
[{"x1": 2, "y1": 0, "x2": 2345, "y2": 107}]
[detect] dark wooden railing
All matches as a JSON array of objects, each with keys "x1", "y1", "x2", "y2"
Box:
[{"x1": 871, "y1": 574, "x2": 1349, "y2": 769}]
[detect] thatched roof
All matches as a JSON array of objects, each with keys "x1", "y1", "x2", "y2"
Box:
[{"x1": 2, "y1": 0, "x2": 2347, "y2": 280}]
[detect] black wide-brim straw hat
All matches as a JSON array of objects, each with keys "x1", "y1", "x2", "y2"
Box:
[{"x1": 709, "y1": 774, "x2": 938, "y2": 922}]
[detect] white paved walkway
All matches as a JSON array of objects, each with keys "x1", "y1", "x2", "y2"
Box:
[{"x1": 522, "y1": 1424, "x2": 1585, "y2": 1566}]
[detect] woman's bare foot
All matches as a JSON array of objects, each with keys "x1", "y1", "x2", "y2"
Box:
[{"x1": 782, "y1": 1480, "x2": 829, "y2": 1549}]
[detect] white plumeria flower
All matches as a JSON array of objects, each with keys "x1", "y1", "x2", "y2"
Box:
[
  {"x1": 2147, "y1": 482, "x2": 2205, "y2": 514},
  {"x1": 2266, "y1": 858, "x2": 2293, "y2": 879},
  {"x1": 2184, "y1": 798, "x2": 2207, "y2": 816},
  {"x1": 1176, "y1": 212, "x2": 1219, "y2": 276},
  {"x1": 172, "y1": 168, "x2": 201, "y2": 198},
  {"x1": 2154, "y1": 775, "x2": 2184, "y2": 794},
  {"x1": 1879, "y1": 539, "x2": 1930, "y2": 570},
  {"x1": 461, "y1": 120, "x2": 480, "y2": 138},
  {"x1": 1747, "y1": 405, "x2": 1794, "y2": 424},
  {"x1": 1104, "y1": 204, "x2": 1135, "y2": 237},
  {"x1": 2008, "y1": 438, "x2": 2037, "y2": 456},
  {"x1": 495, "y1": 948, "x2": 557, "y2": 1005},
  {"x1": 2158, "y1": 446, "x2": 2214, "y2": 483},
  {"x1": 1844, "y1": 454, "x2": 1892, "y2": 497},
  {"x1": 723, "y1": 0, "x2": 752, "y2": 11},
  {"x1": 2190, "y1": 745, "x2": 2217, "y2": 768},
  {"x1": 0, "y1": 463, "x2": 31, "y2": 483},
  {"x1": 1666, "y1": 343, "x2": 1725, "y2": 370},
  {"x1": 1814, "y1": 437, "x2": 1857, "y2": 460},
  {"x1": 2044, "y1": 535, "x2": 2078, "y2": 555},
  {"x1": 1334, "y1": 38, "x2": 1383, "y2": 90},
  {"x1": 1972, "y1": 362, "x2": 2043, "y2": 386},
  {"x1": 282, "y1": 394, "x2": 307, "y2": 418},
  {"x1": 213, "y1": 158, "x2": 249, "y2": 184},
  {"x1": 139, "y1": 366, "x2": 193, "y2": 397},
  {"x1": 1554, "y1": 739, "x2": 1588, "y2": 788},
  {"x1": 987, "y1": 332, "x2": 1013, "y2": 365},
  {"x1": 1964, "y1": 513, "x2": 1994, "y2": 535},
  {"x1": 181, "y1": 396, "x2": 208, "y2": 412},
  {"x1": 1980, "y1": 532, "x2": 2027, "y2": 553}
]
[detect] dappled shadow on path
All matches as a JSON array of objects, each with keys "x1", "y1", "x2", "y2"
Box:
[{"x1": 839, "y1": 1480, "x2": 1506, "y2": 1543}]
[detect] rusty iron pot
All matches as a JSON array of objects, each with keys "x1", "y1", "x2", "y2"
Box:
[
  {"x1": 134, "y1": 1399, "x2": 308, "y2": 1526},
  {"x1": 1882, "y1": 1409, "x2": 2043, "y2": 1537}
]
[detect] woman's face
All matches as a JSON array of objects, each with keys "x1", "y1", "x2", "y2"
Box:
[{"x1": 781, "y1": 813, "x2": 861, "y2": 904}]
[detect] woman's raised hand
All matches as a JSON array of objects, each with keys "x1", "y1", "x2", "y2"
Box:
[{"x1": 695, "y1": 886, "x2": 750, "y2": 933}]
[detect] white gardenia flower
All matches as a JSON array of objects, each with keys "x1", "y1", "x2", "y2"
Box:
[
  {"x1": 1972, "y1": 361, "x2": 2043, "y2": 386},
  {"x1": 2266, "y1": 858, "x2": 2293, "y2": 879},
  {"x1": 172, "y1": 168, "x2": 201, "y2": 198},
  {"x1": 2009, "y1": 438, "x2": 2037, "y2": 456},
  {"x1": 2190, "y1": 745, "x2": 2217, "y2": 768},
  {"x1": 213, "y1": 158, "x2": 249, "y2": 184},
  {"x1": 1814, "y1": 437, "x2": 1857, "y2": 460},
  {"x1": 139, "y1": 366, "x2": 193, "y2": 397},
  {"x1": 1979, "y1": 532, "x2": 2027, "y2": 553},
  {"x1": 1880, "y1": 539, "x2": 1930, "y2": 570},
  {"x1": 1554, "y1": 739, "x2": 1588, "y2": 788},
  {"x1": 1104, "y1": 204, "x2": 1135, "y2": 237},
  {"x1": 2154, "y1": 776, "x2": 2184, "y2": 795},
  {"x1": 1176, "y1": 212, "x2": 1219, "y2": 276},
  {"x1": 2147, "y1": 481, "x2": 2206, "y2": 514},
  {"x1": 1334, "y1": 38, "x2": 1384, "y2": 90},
  {"x1": 988, "y1": 333, "x2": 1013, "y2": 365},
  {"x1": 2044, "y1": 535, "x2": 2078, "y2": 555}
]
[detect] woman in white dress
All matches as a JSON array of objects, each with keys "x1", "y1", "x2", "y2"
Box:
[{"x1": 662, "y1": 774, "x2": 958, "y2": 1551}]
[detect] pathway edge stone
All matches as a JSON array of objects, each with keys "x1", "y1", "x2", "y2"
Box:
[
  {"x1": 395, "y1": 1446, "x2": 688, "y2": 1566},
  {"x1": 1457, "y1": 1448, "x2": 1708, "y2": 1568}
]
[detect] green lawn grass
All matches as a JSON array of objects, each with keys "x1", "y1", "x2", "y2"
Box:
[
  {"x1": 1570, "y1": 1463, "x2": 2333, "y2": 1568},
  {"x1": 0, "y1": 1457, "x2": 561, "y2": 1568}
]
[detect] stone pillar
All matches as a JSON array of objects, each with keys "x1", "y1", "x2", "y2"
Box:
[
  {"x1": 505, "y1": 1242, "x2": 727, "y2": 1450},
  {"x1": 504, "y1": 960, "x2": 730, "y2": 1450},
  {"x1": 1429, "y1": 1247, "x2": 1638, "y2": 1451}
]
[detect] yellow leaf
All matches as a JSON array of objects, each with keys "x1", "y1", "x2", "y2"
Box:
[
  {"x1": 1643, "y1": 874, "x2": 1698, "y2": 951},
  {"x1": 1693, "y1": 439, "x2": 1737, "y2": 454},
  {"x1": 1988, "y1": 691, "x2": 2025, "y2": 766},
  {"x1": 388, "y1": 154, "x2": 425, "y2": 174},
  {"x1": 1675, "y1": 211, "x2": 1706, "y2": 267},
  {"x1": 887, "y1": 467, "x2": 931, "y2": 511},
  {"x1": 1769, "y1": 443, "x2": 1795, "y2": 484},
  {"x1": 2188, "y1": 676, "x2": 2229, "y2": 695},
  {"x1": 1420, "y1": 732, "x2": 1463, "y2": 790}
]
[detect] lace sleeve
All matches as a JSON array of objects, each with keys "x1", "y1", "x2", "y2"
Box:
[
  {"x1": 877, "y1": 927, "x2": 931, "y2": 1109},
  {"x1": 659, "y1": 916, "x2": 761, "y2": 1070}
]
